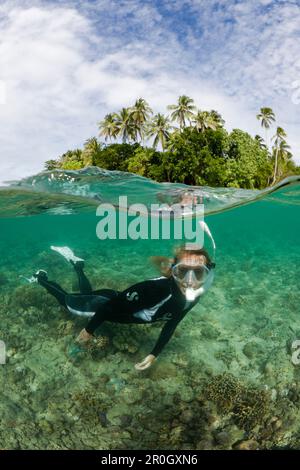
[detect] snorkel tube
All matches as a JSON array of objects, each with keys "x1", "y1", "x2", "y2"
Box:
[{"x1": 198, "y1": 220, "x2": 216, "y2": 261}]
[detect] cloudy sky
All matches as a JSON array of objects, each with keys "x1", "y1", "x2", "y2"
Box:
[{"x1": 0, "y1": 0, "x2": 299, "y2": 182}]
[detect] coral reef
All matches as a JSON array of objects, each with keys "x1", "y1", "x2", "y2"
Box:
[
  {"x1": 111, "y1": 324, "x2": 143, "y2": 354},
  {"x1": 204, "y1": 373, "x2": 271, "y2": 431}
]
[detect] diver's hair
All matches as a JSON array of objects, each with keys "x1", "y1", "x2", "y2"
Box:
[
  {"x1": 174, "y1": 245, "x2": 211, "y2": 265},
  {"x1": 154, "y1": 245, "x2": 212, "y2": 278}
]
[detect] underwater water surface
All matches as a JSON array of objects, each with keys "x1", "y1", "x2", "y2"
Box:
[{"x1": 0, "y1": 169, "x2": 300, "y2": 450}]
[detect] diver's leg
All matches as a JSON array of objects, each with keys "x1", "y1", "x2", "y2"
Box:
[
  {"x1": 84, "y1": 301, "x2": 113, "y2": 335},
  {"x1": 36, "y1": 272, "x2": 67, "y2": 307},
  {"x1": 72, "y1": 261, "x2": 93, "y2": 294},
  {"x1": 49, "y1": 245, "x2": 92, "y2": 294}
]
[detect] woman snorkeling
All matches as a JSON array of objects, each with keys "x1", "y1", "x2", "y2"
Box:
[{"x1": 30, "y1": 222, "x2": 216, "y2": 370}]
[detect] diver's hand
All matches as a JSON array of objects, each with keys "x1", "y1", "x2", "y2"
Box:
[
  {"x1": 76, "y1": 328, "x2": 93, "y2": 344},
  {"x1": 134, "y1": 354, "x2": 156, "y2": 370}
]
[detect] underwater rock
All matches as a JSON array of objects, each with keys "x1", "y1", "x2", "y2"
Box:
[
  {"x1": 12, "y1": 285, "x2": 49, "y2": 310},
  {"x1": 119, "y1": 414, "x2": 133, "y2": 427},
  {"x1": 270, "y1": 389, "x2": 277, "y2": 401},
  {"x1": 199, "y1": 404, "x2": 219, "y2": 426},
  {"x1": 263, "y1": 362, "x2": 274, "y2": 377},
  {"x1": 169, "y1": 425, "x2": 184, "y2": 446},
  {"x1": 214, "y1": 431, "x2": 232, "y2": 446},
  {"x1": 0, "y1": 272, "x2": 8, "y2": 286},
  {"x1": 99, "y1": 374, "x2": 110, "y2": 384},
  {"x1": 179, "y1": 409, "x2": 194, "y2": 424},
  {"x1": 38, "y1": 419, "x2": 53, "y2": 434},
  {"x1": 269, "y1": 416, "x2": 282, "y2": 431},
  {"x1": 22, "y1": 306, "x2": 45, "y2": 326},
  {"x1": 57, "y1": 321, "x2": 74, "y2": 336},
  {"x1": 196, "y1": 438, "x2": 214, "y2": 450},
  {"x1": 242, "y1": 341, "x2": 265, "y2": 359},
  {"x1": 287, "y1": 383, "x2": 300, "y2": 403},
  {"x1": 112, "y1": 325, "x2": 140, "y2": 354},
  {"x1": 120, "y1": 386, "x2": 144, "y2": 405},
  {"x1": 148, "y1": 361, "x2": 178, "y2": 380},
  {"x1": 179, "y1": 386, "x2": 195, "y2": 403},
  {"x1": 279, "y1": 388, "x2": 289, "y2": 398},
  {"x1": 200, "y1": 324, "x2": 220, "y2": 340},
  {"x1": 95, "y1": 335, "x2": 110, "y2": 349},
  {"x1": 99, "y1": 411, "x2": 109, "y2": 427},
  {"x1": 86, "y1": 335, "x2": 110, "y2": 359},
  {"x1": 212, "y1": 425, "x2": 245, "y2": 449},
  {"x1": 214, "y1": 347, "x2": 237, "y2": 367},
  {"x1": 233, "y1": 439, "x2": 259, "y2": 450},
  {"x1": 107, "y1": 377, "x2": 126, "y2": 393},
  {"x1": 15, "y1": 365, "x2": 30, "y2": 380},
  {"x1": 171, "y1": 355, "x2": 189, "y2": 368},
  {"x1": 6, "y1": 348, "x2": 17, "y2": 359}
]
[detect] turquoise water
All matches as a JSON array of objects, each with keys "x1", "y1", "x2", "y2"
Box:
[{"x1": 0, "y1": 169, "x2": 300, "y2": 450}]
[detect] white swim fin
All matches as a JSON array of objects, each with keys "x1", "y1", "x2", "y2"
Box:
[
  {"x1": 50, "y1": 246, "x2": 84, "y2": 264},
  {"x1": 19, "y1": 270, "x2": 48, "y2": 284},
  {"x1": 19, "y1": 275, "x2": 37, "y2": 284}
]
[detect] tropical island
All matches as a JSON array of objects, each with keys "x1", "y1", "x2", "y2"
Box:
[{"x1": 45, "y1": 97, "x2": 299, "y2": 189}]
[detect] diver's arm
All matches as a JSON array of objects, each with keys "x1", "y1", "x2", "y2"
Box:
[
  {"x1": 77, "y1": 306, "x2": 112, "y2": 343},
  {"x1": 135, "y1": 315, "x2": 185, "y2": 370},
  {"x1": 85, "y1": 299, "x2": 115, "y2": 335},
  {"x1": 135, "y1": 354, "x2": 156, "y2": 370},
  {"x1": 152, "y1": 314, "x2": 185, "y2": 357}
]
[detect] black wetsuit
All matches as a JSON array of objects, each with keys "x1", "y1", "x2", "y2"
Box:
[{"x1": 38, "y1": 264, "x2": 201, "y2": 357}]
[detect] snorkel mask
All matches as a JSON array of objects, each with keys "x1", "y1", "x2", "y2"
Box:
[
  {"x1": 172, "y1": 262, "x2": 211, "y2": 301},
  {"x1": 172, "y1": 221, "x2": 216, "y2": 301}
]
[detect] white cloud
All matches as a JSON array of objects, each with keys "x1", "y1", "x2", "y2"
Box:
[
  {"x1": 182, "y1": 0, "x2": 300, "y2": 156},
  {"x1": 0, "y1": 81, "x2": 6, "y2": 104},
  {"x1": 0, "y1": 0, "x2": 299, "y2": 184}
]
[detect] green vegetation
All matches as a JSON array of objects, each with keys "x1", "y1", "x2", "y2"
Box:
[{"x1": 45, "y1": 97, "x2": 299, "y2": 189}]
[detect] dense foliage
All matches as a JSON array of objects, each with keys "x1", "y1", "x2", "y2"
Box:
[{"x1": 45, "y1": 98, "x2": 299, "y2": 189}]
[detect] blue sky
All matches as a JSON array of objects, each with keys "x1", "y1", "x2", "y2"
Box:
[{"x1": 0, "y1": 0, "x2": 299, "y2": 182}]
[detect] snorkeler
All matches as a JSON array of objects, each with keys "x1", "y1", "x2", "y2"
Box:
[
  {"x1": 31, "y1": 223, "x2": 216, "y2": 370},
  {"x1": 156, "y1": 188, "x2": 208, "y2": 207}
]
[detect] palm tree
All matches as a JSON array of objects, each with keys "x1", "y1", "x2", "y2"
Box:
[
  {"x1": 255, "y1": 135, "x2": 267, "y2": 149},
  {"x1": 193, "y1": 110, "x2": 218, "y2": 132},
  {"x1": 256, "y1": 107, "x2": 275, "y2": 147},
  {"x1": 82, "y1": 137, "x2": 102, "y2": 166},
  {"x1": 98, "y1": 113, "x2": 118, "y2": 141},
  {"x1": 167, "y1": 95, "x2": 196, "y2": 130},
  {"x1": 147, "y1": 113, "x2": 172, "y2": 151},
  {"x1": 209, "y1": 110, "x2": 225, "y2": 127},
  {"x1": 277, "y1": 140, "x2": 291, "y2": 178},
  {"x1": 165, "y1": 128, "x2": 181, "y2": 152},
  {"x1": 60, "y1": 149, "x2": 83, "y2": 169},
  {"x1": 45, "y1": 159, "x2": 60, "y2": 170},
  {"x1": 129, "y1": 98, "x2": 153, "y2": 143},
  {"x1": 271, "y1": 127, "x2": 287, "y2": 184},
  {"x1": 114, "y1": 107, "x2": 136, "y2": 143}
]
